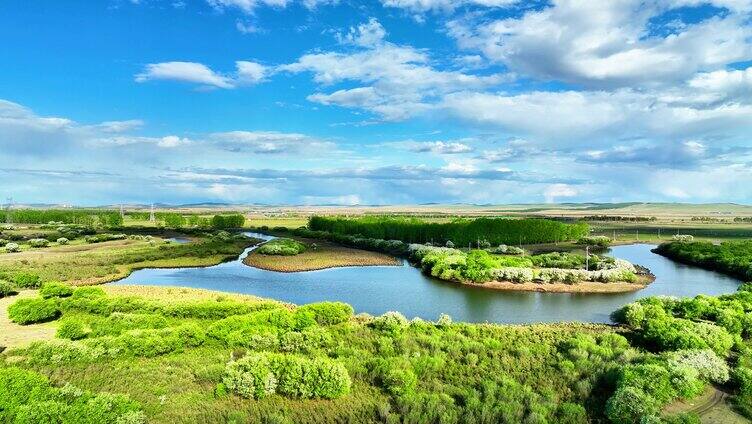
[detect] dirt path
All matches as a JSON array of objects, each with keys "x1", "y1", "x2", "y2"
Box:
[
  {"x1": 0, "y1": 291, "x2": 56, "y2": 350},
  {"x1": 664, "y1": 386, "x2": 749, "y2": 423}
]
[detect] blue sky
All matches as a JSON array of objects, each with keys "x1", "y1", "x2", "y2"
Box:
[{"x1": 1, "y1": 0, "x2": 751, "y2": 205}]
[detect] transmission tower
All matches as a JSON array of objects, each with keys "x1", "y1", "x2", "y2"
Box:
[
  {"x1": 120, "y1": 204, "x2": 125, "y2": 218},
  {"x1": 149, "y1": 204, "x2": 156, "y2": 222}
]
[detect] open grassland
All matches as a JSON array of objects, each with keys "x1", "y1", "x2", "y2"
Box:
[
  {"x1": 3, "y1": 282, "x2": 752, "y2": 423},
  {"x1": 0, "y1": 236, "x2": 255, "y2": 285},
  {"x1": 244, "y1": 239, "x2": 400, "y2": 272}
]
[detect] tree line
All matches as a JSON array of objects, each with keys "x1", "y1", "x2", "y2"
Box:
[
  {"x1": 308, "y1": 216, "x2": 589, "y2": 246},
  {"x1": 0, "y1": 209, "x2": 123, "y2": 227}
]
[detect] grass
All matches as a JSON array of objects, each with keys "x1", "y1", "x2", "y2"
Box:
[
  {"x1": 6, "y1": 282, "x2": 747, "y2": 423},
  {"x1": 0, "y1": 235, "x2": 256, "y2": 285},
  {"x1": 244, "y1": 239, "x2": 400, "y2": 272}
]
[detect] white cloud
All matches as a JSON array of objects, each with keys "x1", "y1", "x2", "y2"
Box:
[
  {"x1": 135, "y1": 62, "x2": 234, "y2": 88},
  {"x1": 336, "y1": 18, "x2": 387, "y2": 47},
  {"x1": 209, "y1": 130, "x2": 335, "y2": 154},
  {"x1": 96, "y1": 120, "x2": 145, "y2": 133},
  {"x1": 381, "y1": 0, "x2": 518, "y2": 13},
  {"x1": 440, "y1": 85, "x2": 752, "y2": 144},
  {"x1": 135, "y1": 61, "x2": 268, "y2": 89},
  {"x1": 206, "y1": 0, "x2": 290, "y2": 13},
  {"x1": 283, "y1": 21, "x2": 504, "y2": 120},
  {"x1": 544, "y1": 183, "x2": 578, "y2": 203},
  {"x1": 448, "y1": 0, "x2": 752, "y2": 88},
  {"x1": 396, "y1": 140, "x2": 474, "y2": 154},
  {"x1": 206, "y1": 0, "x2": 335, "y2": 13}
]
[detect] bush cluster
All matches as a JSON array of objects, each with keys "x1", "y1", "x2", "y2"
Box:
[
  {"x1": 223, "y1": 352, "x2": 351, "y2": 399},
  {"x1": 0, "y1": 280, "x2": 18, "y2": 298},
  {"x1": 8, "y1": 297, "x2": 61, "y2": 324},
  {"x1": 654, "y1": 240, "x2": 752, "y2": 280},
  {"x1": 40, "y1": 282, "x2": 74, "y2": 299},
  {"x1": 0, "y1": 367, "x2": 143, "y2": 423},
  {"x1": 256, "y1": 238, "x2": 307, "y2": 256},
  {"x1": 13, "y1": 272, "x2": 41, "y2": 288},
  {"x1": 412, "y1": 245, "x2": 637, "y2": 284},
  {"x1": 28, "y1": 238, "x2": 50, "y2": 248}
]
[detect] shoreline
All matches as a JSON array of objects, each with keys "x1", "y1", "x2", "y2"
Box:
[{"x1": 452, "y1": 273, "x2": 656, "y2": 293}]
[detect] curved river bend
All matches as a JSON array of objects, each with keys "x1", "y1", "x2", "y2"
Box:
[{"x1": 113, "y1": 234, "x2": 740, "y2": 324}]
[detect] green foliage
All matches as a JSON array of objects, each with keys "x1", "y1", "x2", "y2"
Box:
[
  {"x1": 578, "y1": 235, "x2": 611, "y2": 247},
  {"x1": 56, "y1": 318, "x2": 88, "y2": 340},
  {"x1": 309, "y1": 215, "x2": 589, "y2": 246},
  {"x1": 40, "y1": 281, "x2": 74, "y2": 298},
  {"x1": 211, "y1": 214, "x2": 245, "y2": 229},
  {"x1": 0, "y1": 367, "x2": 142, "y2": 423},
  {"x1": 84, "y1": 233, "x2": 127, "y2": 243},
  {"x1": 0, "y1": 209, "x2": 123, "y2": 227},
  {"x1": 256, "y1": 238, "x2": 307, "y2": 256},
  {"x1": 654, "y1": 240, "x2": 752, "y2": 280},
  {"x1": 28, "y1": 238, "x2": 50, "y2": 248},
  {"x1": 0, "y1": 279, "x2": 18, "y2": 298},
  {"x1": 14, "y1": 272, "x2": 41, "y2": 288},
  {"x1": 606, "y1": 386, "x2": 660, "y2": 424},
  {"x1": 223, "y1": 352, "x2": 351, "y2": 399},
  {"x1": 297, "y1": 302, "x2": 353, "y2": 325},
  {"x1": 8, "y1": 297, "x2": 60, "y2": 324}
]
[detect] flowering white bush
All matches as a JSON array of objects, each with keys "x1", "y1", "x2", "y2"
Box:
[
  {"x1": 28, "y1": 238, "x2": 50, "y2": 248},
  {"x1": 56, "y1": 237, "x2": 69, "y2": 245},
  {"x1": 5, "y1": 242, "x2": 20, "y2": 253},
  {"x1": 666, "y1": 349, "x2": 730, "y2": 384},
  {"x1": 672, "y1": 234, "x2": 694, "y2": 242},
  {"x1": 445, "y1": 240, "x2": 455, "y2": 248},
  {"x1": 492, "y1": 267, "x2": 534, "y2": 283}
]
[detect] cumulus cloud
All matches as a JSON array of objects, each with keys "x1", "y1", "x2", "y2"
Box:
[
  {"x1": 282, "y1": 19, "x2": 504, "y2": 120},
  {"x1": 135, "y1": 61, "x2": 268, "y2": 89},
  {"x1": 336, "y1": 18, "x2": 387, "y2": 47},
  {"x1": 447, "y1": 0, "x2": 752, "y2": 88}
]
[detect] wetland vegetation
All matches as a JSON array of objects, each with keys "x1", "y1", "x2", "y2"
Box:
[{"x1": 1, "y1": 205, "x2": 751, "y2": 423}]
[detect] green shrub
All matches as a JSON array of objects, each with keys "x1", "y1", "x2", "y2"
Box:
[
  {"x1": 13, "y1": 272, "x2": 41, "y2": 288},
  {"x1": 224, "y1": 353, "x2": 350, "y2": 400},
  {"x1": 256, "y1": 238, "x2": 307, "y2": 256},
  {"x1": 0, "y1": 280, "x2": 18, "y2": 298},
  {"x1": 5, "y1": 242, "x2": 20, "y2": 252},
  {"x1": 57, "y1": 318, "x2": 88, "y2": 340},
  {"x1": 371, "y1": 311, "x2": 409, "y2": 334},
  {"x1": 0, "y1": 367, "x2": 142, "y2": 423},
  {"x1": 56, "y1": 237, "x2": 69, "y2": 245},
  {"x1": 382, "y1": 367, "x2": 417, "y2": 396},
  {"x1": 28, "y1": 238, "x2": 50, "y2": 248},
  {"x1": 605, "y1": 386, "x2": 660, "y2": 424},
  {"x1": 40, "y1": 281, "x2": 74, "y2": 298},
  {"x1": 297, "y1": 302, "x2": 353, "y2": 325},
  {"x1": 555, "y1": 402, "x2": 588, "y2": 424},
  {"x1": 8, "y1": 298, "x2": 60, "y2": 324}
]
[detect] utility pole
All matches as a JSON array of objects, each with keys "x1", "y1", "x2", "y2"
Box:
[
  {"x1": 585, "y1": 245, "x2": 590, "y2": 271},
  {"x1": 120, "y1": 204, "x2": 124, "y2": 218},
  {"x1": 149, "y1": 204, "x2": 155, "y2": 222}
]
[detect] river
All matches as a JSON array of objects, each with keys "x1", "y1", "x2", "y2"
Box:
[{"x1": 112, "y1": 233, "x2": 741, "y2": 324}]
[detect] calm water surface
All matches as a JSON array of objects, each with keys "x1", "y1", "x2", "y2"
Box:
[{"x1": 113, "y1": 233, "x2": 741, "y2": 324}]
